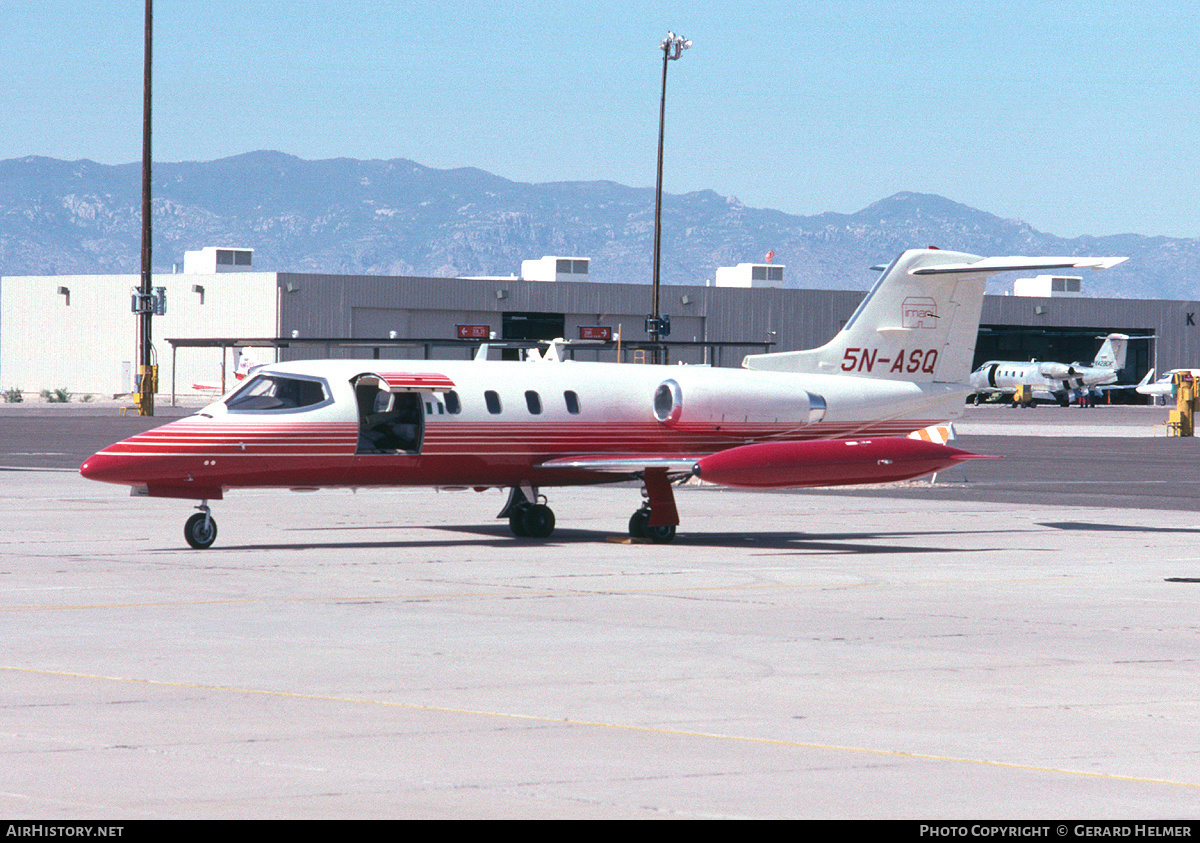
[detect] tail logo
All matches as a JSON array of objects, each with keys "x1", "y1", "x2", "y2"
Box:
[{"x1": 902, "y1": 297, "x2": 938, "y2": 329}]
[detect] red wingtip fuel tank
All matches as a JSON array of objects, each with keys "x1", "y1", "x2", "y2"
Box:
[{"x1": 691, "y1": 437, "x2": 993, "y2": 489}]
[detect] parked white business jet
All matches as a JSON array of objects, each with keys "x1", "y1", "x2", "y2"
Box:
[{"x1": 969, "y1": 333, "x2": 1141, "y2": 406}]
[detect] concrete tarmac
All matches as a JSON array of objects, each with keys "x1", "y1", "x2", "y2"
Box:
[{"x1": 2, "y1": 402, "x2": 1199, "y2": 819}]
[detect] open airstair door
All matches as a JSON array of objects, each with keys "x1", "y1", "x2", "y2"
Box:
[{"x1": 352, "y1": 371, "x2": 454, "y2": 455}]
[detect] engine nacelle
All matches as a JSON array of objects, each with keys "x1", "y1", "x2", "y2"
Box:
[
  {"x1": 1037, "y1": 362, "x2": 1076, "y2": 380},
  {"x1": 652, "y1": 375, "x2": 825, "y2": 429}
]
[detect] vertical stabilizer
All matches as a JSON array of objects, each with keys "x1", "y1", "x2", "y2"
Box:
[
  {"x1": 1091, "y1": 333, "x2": 1129, "y2": 371},
  {"x1": 743, "y1": 250, "x2": 1127, "y2": 384}
]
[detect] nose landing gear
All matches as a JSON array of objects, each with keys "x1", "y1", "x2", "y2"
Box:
[{"x1": 184, "y1": 501, "x2": 217, "y2": 549}]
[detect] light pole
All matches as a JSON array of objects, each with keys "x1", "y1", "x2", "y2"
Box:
[
  {"x1": 651, "y1": 30, "x2": 690, "y2": 363},
  {"x1": 138, "y1": 0, "x2": 154, "y2": 415}
]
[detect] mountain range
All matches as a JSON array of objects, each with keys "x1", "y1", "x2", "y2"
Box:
[{"x1": 1, "y1": 150, "x2": 1195, "y2": 299}]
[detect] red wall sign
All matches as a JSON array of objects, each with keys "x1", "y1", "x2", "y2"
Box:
[
  {"x1": 579, "y1": 326, "x2": 612, "y2": 341},
  {"x1": 457, "y1": 324, "x2": 490, "y2": 339}
]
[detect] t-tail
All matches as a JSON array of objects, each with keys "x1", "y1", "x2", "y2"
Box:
[
  {"x1": 234, "y1": 348, "x2": 261, "y2": 380},
  {"x1": 1091, "y1": 333, "x2": 1129, "y2": 372},
  {"x1": 743, "y1": 249, "x2": 1127, "y2": 383}
]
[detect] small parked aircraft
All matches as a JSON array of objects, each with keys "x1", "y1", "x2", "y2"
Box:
[
  {"x1": 969, "y1": 332, "x2": 1144, "y2": 406},
  {"x1": 1136, "y1": 369, "x2": 1200, "y2": 401},
  {"x1": 81, "y1": 248, "x2": 1124, "y2": 548},
  {"x1": 191, "y1": 348, "x2": 260, "y2": 394}
]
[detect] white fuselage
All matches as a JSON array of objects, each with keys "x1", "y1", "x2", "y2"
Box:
[
  {"x1": 970, "y1": 360, "x2": 1117, "y2": 403},
  {"x1": 81, "y1": 356, "x2": 970, "y2": 497},
  {"x1": 1136, "y1": 369, "x2": 1200, "y2": 398}
]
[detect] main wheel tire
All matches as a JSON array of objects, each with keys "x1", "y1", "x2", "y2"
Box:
[
  {"x1": 509, "y1": 506, "x2": 530, "y2": 537},
  {"x1": 644, "y1": 523, "x2": 676, "y2": 544},
  {"x1": 628, "y1": 510, "x2": 649, "y2": 539},
  {"x1": 184, "y1": 512, "x2": 217, "y2": 549},
  {"x1": 522, "y1": 503, "x2": 555, "y2": 539}
]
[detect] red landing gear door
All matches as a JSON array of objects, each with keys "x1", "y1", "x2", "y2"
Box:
[{"x1": 643, "y1": 468, "x2": 680, "y2": 527}]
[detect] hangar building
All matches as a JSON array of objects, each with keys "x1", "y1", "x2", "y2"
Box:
[{"x1": 0, "y1": 255, "x2": 1190, "y2": 401}]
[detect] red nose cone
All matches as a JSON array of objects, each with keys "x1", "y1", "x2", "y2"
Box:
[{"x1": 80, "y1": 451, "x2": 135, "y2": 485}]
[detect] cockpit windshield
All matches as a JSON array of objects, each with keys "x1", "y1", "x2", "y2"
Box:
[{"x1": 225, "y1": 374, "x2": 328, "y2": 412}]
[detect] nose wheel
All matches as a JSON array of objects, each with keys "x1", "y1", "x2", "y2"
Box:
[{"x1": 184, "y1": 502, "x2": 218, "y2": 549}]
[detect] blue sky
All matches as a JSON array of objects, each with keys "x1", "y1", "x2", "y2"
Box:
[{"x1": 4, "y1": 0, "x2": 1199, "y2": 238}]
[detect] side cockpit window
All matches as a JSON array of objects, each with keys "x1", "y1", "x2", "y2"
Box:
[{"x1": 226, "y1": 374, "x2": 328, "y2": 412}]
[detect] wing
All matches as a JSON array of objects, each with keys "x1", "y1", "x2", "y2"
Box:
[
  {"x1": 539, "y1": 438, "x2": 989, "y2": 490},
  {"x1": 536, "y1": 455, "x2": 698, "y2": 529},
  {"x1": 1096, "y1": 369, "x2": 1157, "y2": 392},
  {"x1": 538, "y1": 454, "x2": 702, "y2": 475}
]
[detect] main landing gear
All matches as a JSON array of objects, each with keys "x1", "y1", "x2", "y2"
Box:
[
  {"x1": 184, "y1": 500, "x2": 217, "y2": 549},
  {"x1": 500, "y1": 486, "x2": 557, "y2": 539},
  {"x1": 628, "y1": 504, "x2": 676, "y2": 543},
  {"x1": 510, "y1": 501, "x2": 556, "y2": 538},
  {"x1": 499, "y1": 469, "x2": 682, "y2": 543},
  {"x1": 626, "y1": 468, "x2": 680, "y2": 543}
]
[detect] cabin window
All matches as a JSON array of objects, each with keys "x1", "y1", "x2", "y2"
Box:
[
  {"x1": 226, "y1": 374, "x2": 328, "y2": 412},
  {"x1": 525, "y1": 391, "x2": 542, "y2": 414},
  {"x1": 485, "y1": 390, "x2": 502, "y2": 414},
  {"x1": 564, "y1": 390, "x2": 580, "y2": 414},
  {"x1": 444, "y1": 390, "x2": 461, "y2": 414}
]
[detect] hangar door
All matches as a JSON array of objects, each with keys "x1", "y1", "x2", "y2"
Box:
[{"x1": 501, "y1": 311, "x2": 566, "y2": 361}]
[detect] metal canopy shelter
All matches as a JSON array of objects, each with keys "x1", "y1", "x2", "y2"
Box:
[{"x1": 164, "y1": 336, "x2": 776, "y2": 405}]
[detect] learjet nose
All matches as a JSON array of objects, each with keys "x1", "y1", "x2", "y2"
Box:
[
  {"x1": 80, "y1": 452, "x2": 108, "y2": 481},
  {"x1": 80, "y1": 451, "x2": 134, "y2": 485}
]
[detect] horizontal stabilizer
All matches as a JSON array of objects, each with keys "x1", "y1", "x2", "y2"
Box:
[{"x1": 912, "y1": 256, "x2": 1127, "y2": 275}]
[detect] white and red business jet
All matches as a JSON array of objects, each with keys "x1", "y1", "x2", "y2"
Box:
[{"x1": 81, "y1": 248, "x2": 1125, "y2": 549}]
